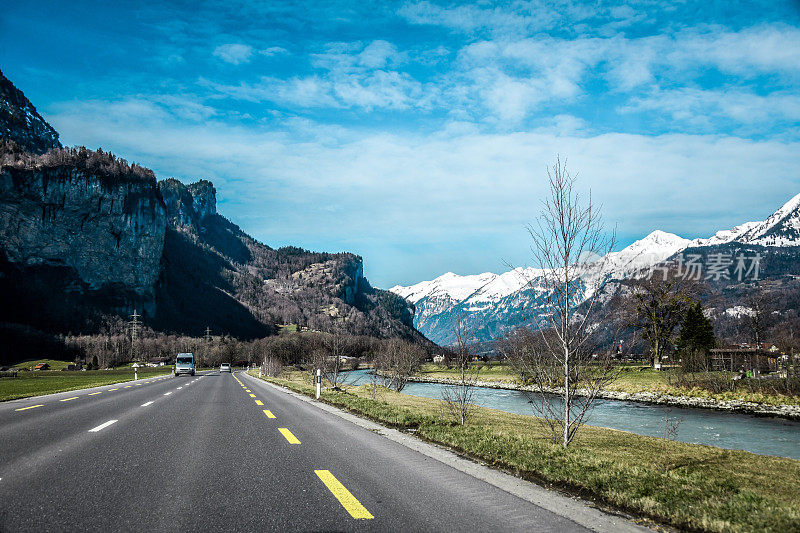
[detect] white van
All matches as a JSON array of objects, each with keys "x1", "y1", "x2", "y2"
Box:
[{"x1": 174, "y1": 353, "x2": 195, "y2": 376}]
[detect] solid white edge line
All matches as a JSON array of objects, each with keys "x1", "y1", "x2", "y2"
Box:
[
  {"x1": 88, "y1": 419, "x2": 118, "y2": 432},
  {"x1": 141, "y1": 401, "x2": 154, "y2": 407}
]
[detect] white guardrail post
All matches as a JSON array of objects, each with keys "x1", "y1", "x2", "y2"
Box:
[{"x1": 316, "y1": 368, "x2": 321, "y2": 399}]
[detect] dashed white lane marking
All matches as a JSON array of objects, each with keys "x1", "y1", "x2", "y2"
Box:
[
  {"x1": 164, "y1": 392, "x2": 172, "y2": 396},
  {"x1": 88, "y1": 420, "x2": 117, "y2": 432},
  {"x1": 177, "y1": 387, "x2": 183, "y2": 390},
  {"x1": 141, "y1": 401, "x2": 154, "y2": 407}
]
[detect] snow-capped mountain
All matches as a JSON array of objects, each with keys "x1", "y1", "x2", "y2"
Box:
[
  {"x1": 391, "y1": 193, "x2": 800, "y2": 345},
  {"x1": 690, "y1": 192, "x2": 800, "y2": 248}
]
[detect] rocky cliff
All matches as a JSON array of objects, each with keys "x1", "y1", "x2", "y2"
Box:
[
  {"x1": 0, "y1": 69, "x2": 60, "y2": 154},
  {"x1": 0, "y1": 148, "x2": 165, "y2": 294},
  {"x1": 0, "y1": 142, "x2": 166, "y2": 332},
  {"x1": 154, "y1": 178, "x2": 418, "y2": 339},
  {"x1": 160, "y1": 178, "x2": 216, "y2": 229},
  {"x1": 0, "y1": 70, "x2": 424, "y2": 344}
]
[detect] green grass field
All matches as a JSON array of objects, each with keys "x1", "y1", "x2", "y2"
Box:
[
  {"x1": 12, "y1": 358, "x2": 76, "y2": 371},
  {"x1": 255, "y1": 369, "x2": 800, "y2": 533},
  {"x1": 0, "y1": 365, "x2": 174, "y2": 401},
  {"x1": 417, "y1": 363, "x2": 800, "y2": 406}
]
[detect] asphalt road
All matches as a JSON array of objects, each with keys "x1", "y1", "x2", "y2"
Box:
[{"x1": 0, "y1": 370, "x2": 630, "y2": 532}]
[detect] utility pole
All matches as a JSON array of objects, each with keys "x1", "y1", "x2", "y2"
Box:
[
  {"x1": 129, "y1": 310, "x2": 141, "y2": 361},
  {"x1": 205, "y1": 327, "x2": 212, "y2": 366}
]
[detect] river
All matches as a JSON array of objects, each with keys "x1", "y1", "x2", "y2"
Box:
[{"x1": 342, "y1": 369, "x2": 800, "y2": 460}]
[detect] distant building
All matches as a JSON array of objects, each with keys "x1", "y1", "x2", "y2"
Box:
[
  {"x1": 34, "y1": 363, "x2": 50, "y2": 371},
  {"x1": 710, "y1": 343, "x2": 780, "y2": 373}
]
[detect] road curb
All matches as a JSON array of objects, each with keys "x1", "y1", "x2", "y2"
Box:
[{"x1": 241, "y1": 372, "x2": 654, "y2": 533}]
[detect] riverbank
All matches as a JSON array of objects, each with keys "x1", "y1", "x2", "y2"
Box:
[
  {"x1": 253, "y1": 369, "x2": 800, "y2": 533},
  {"x1": 406, "y1": 376, "x2": 800, "y2": 420},
  {"x1": 414, "y1": 364, "x2": 800, "y2": 420}
]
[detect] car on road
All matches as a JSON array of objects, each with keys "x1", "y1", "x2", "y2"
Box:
[
  {"x1": 220, "y1": 363, "x2": 231, "y2": 373},
  {"x1": 174, "y1": 353, "x2": 195, "y2": 376}
]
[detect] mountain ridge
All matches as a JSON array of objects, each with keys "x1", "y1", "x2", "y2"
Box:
[{"x1": 392, "y1": 192, "x2": 800, "y2": 344}]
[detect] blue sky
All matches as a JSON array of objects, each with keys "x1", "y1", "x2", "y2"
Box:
[{"x1": 2, "y1": 1, "x2": 800, "y2": 287}]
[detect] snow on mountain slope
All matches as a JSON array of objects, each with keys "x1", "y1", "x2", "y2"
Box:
[
  {"x1": 390, "y1": 267, "x2": 543, "y2": 306},
  {"x1": 391, "y1": 193, "x2": 800, "y2": 344},
  {"x1": 604, "y1": 230, "x2": 691, "y2": 276},
  {"x1": 691, "y1": 192, "x2": 800, "y2": 248},
  {"x1": 391, "y1": 231, "x2": 689, "y2": 308}
]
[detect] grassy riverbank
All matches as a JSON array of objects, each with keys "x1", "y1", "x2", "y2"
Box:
[
  {"x1": 417, "y1": 363, "x2": 800, "y2": 406},
  {"x1": 0, "y1": 365, "x2": 173, "y2": 401},
  {"x1": 254, "y1": 369, "x2": 800, "y2": 533}
]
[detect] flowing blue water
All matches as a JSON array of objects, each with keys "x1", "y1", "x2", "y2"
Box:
[{"x1": 342, "y1": 370, "x2": 800, "y2": 459}]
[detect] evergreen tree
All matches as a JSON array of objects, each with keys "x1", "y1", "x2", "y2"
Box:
[{"x1": 677, "y1": 301, "x2": 716, "y2": 371}]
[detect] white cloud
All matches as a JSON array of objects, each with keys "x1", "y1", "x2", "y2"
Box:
[
  {"x1": 200, "y1": 23, "x2": 799, "y2": 127},
  {"x1": 260, "y1": 46, "x2": 288, "y2": 57},
  {"x1": 432, "y1": 23, "x2": 800, "y2": 123},
  {"x1": 398, "y1": 1, "x2": 577, "y2": 37},
  {"x1": 358, "y1": 40, "x2": 399, "y2": 69},
  {"x1": 670, "y1": 24, "x2": 800, "y2": 77},
  {"x1": 48, "y1": 96, "x2": 800, "y2": 250},
  {"x1": 213, "y1": 43, "x2": 254, "y2": 65},
  {"x1": 621, "y1": 88, "x2": 800, "y2": 127},
  {"x1": 205, "y1": 51, "x2": 431, "y2": 111}
]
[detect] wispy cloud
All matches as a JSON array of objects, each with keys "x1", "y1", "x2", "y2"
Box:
[
  {"x1": 260, "y1": 46, "x2": 289, "y2": 57},
  {"x1": 620, "y1": 88, "x2": 800, "y2": 130},
  {"x1": 8, "y1": 0, "x2": 799, "y2": 285},
  {"x1": 47, "y1": 95, "x2": 800, "y2": 285},
  {"x1": 213, "y1": 43, "x2": 255, "y2": 64}
]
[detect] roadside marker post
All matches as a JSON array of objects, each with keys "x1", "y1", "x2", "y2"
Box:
[
  {"x1": 316, "y1": 369, "x2": 321, "y2": 399},
  {"x1": 133, "y1": 363, "x2": 139, "y2": 381}
]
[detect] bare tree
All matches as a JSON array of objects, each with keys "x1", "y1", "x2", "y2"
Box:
[
  {"x1": 375, "y1": 338, "x2": 425, "y2": 392},
  {"x1": 744, "y1": 288, "x2": 768, "y2": 348},
  {"x1": 324, "y1": 325, "x2": 347, "y2": 389},
  {"x1": 741, "y1": 287, "x2": 772, "y2": 377},
  {"x1": 261, "y1": 355, "x2": 283, "y2": 377},
  {"x1": 623, "y1": 274, "x2": 693, "y2": 369},
  {"x1": 368, "y1": 364, "x2": 386, "y2": 399},
  {"x1": 515, "y1": 157, "x2": 617, "y2": 448},
  {"x1": 441, "y1": 318, "x2": 478, "y2": 425}
]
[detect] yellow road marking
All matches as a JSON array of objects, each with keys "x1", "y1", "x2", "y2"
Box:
[
  {"x1": 124, "y1": 386, "x2": 132, "y2": 388},
  {"x1": 245, "y1": 389, "x2": 251, "y2": 392},
  {"x1": 249, "y1": 393, "x2": 256, "y2": 398},
  {"x1": 89, "y1": 392, "x2": 102, "y2": 396},
  {"x1": 108, "y1": 388, "x2": 118, "y2": 391},
  {"x1": 278, "y1": 428, "x2": 300, "y2": 444},
  {"x1": 263, "y1": 409, "x2": 276, "y2": 418},
  {"x1": 60, "y1": 397, "x2": 79, "y2": 402},
  {"x1": 15, "y1": 404, "x2": 44, "y2": 411},
  {"x1": 255, "y1": 400, "x2": 264, "y2": 406},
  {"x1": 314, "y1": 470, "x2": 374, "y2": 519}
]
